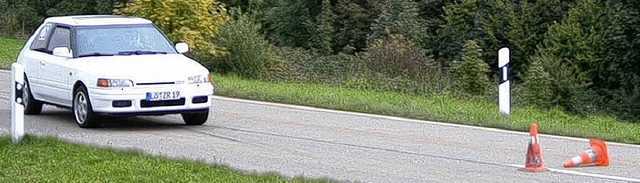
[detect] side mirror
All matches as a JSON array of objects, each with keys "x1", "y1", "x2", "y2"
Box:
[
  {"x1": 176, "y1": 42, "x2": 189, "y2": 54},
  {"x1": 52, "y1": 47, "x2": 72, "y2": 58}
]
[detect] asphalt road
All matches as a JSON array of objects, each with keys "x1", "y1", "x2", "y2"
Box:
[{"x1": 1, "y1": 70, "x2": 639, "y2": 183}]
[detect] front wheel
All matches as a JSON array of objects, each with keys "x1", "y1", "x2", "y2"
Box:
[
  {"x1": 181, "y1": 110, "x2": 209, "y2": 125},
  {"x1": 23, "y1": 77, "x2": 43, "y2": 115},
  {"x1": 73, "y1": 86, "x2": 100, "y2": 128}
]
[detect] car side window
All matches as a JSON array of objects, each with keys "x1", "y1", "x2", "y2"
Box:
[
  {"x1": 47, "y1": 26, "x2": 71, "y2": 53},
  {"x1": 30, "y1": 23, "x2": 53, "y2": 52}
]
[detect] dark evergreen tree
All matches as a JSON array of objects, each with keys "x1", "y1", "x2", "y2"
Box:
[
  {"x1": 260, "y1": 0, "x2": 321, "y2": 48},
  {"x1": 311, "y1": 0, "x2": 336, "y2": 55},
  {"x1": 334, "y1": 0, "x2": 384, "y2": 53},
  {"x1": 436, "y1": 0, "x2": 484, "y2": 68},
  {"x1": 369, "y1": 0, "x2": 425, "y2": 48}
]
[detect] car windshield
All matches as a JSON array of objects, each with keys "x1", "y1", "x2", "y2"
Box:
[{"x1": 75, "y1": 24, "x2": 178, "y2": 57}]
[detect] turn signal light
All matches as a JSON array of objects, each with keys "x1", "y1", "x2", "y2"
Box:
[{"x1": 97, "y1": 79, "x2": 109, "y2": 87}]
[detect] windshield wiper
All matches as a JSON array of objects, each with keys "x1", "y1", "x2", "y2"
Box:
[
  {"x1": 117, "y1": 50, "x2": 168, "y2": 55},
  {"x1": 77, "y1": 52, "x2": 115, "y2": 58}
]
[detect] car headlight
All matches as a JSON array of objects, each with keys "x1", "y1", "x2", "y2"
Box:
[
  {"x1": 97, "y1": 78, "x2": 134, "y2": 87},
  {"x1": 188, "y1": 74, "x2": 211, "y2": 84}
]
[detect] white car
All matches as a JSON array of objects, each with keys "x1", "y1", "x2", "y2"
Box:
[{"x1": 16, "y1": 15, "x2": 214, "y2": 128}]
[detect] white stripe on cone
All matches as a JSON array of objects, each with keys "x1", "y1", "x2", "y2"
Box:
[{"x1": 571, "y1": 149, "x2": 598, "y2": 166}]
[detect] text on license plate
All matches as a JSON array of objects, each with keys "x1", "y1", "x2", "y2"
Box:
[{"x1": 146, "y1": 91, "x2": 181, "y2": 101}]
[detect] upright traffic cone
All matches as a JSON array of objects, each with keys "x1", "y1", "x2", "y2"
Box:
[
  {"x1": 518, "y1": 122, "x2": 549, "y2": 172},
  {"x1": 563, "y1": 138, "x2": 609, "y2": 168}
]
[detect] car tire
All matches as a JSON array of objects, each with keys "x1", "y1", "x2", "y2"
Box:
[
  {"x1": 181, "y1": 110, "x2": 209, "y2": 125},
  {"x1": 73, "y1": 86, "x2": 100, "y2": 128},
  {"x1": 23, "y1": 77, "x2": 43, "y2": 115}
]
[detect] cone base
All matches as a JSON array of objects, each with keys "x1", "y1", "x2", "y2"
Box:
[
  {"x1": 563, "y1": 164, "x2": 608, "y2": 168},
  {"x1": 518, "y1": 167, "x2": 549, "y2": 172}
]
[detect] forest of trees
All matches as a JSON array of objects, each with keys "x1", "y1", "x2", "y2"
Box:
[{"x1": 2, "y1": 0, "x2": 639, "y2": 122}]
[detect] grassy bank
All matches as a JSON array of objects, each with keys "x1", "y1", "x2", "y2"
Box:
[
  {"x1": 213, "y1": 74, "x2": 640, "y2": 144},
  {"x1": 0, "y1": 37, "x2": 25, "y2": 70},
  {"x1": 0, "y1": 135, "x2": 330, "y2": 182}
]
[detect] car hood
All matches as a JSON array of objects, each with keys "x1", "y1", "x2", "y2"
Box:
[{"x1": 73, "y1": 54, "x2": 209, "y2": 83}]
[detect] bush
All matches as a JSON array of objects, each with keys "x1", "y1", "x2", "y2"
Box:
[
  {"x1": 522, "y1": 59, "x2": 554, "y2": 108},
  {"x1": 212, "y1": 8, "x2": 282, "y2": 80},
  {"x1": 527, "y1": 17, "x2": 595, "y2": 114},
  {"x1": 274, "y1": 47, "x2": 359, "y2": 85},
  {"x1": 359, "y1": 34, "x2": 434, "y2": 79},
  {"x1": 342, "y1": 33, "x2": 453, "y2": 96},
  {"x1": 448, "y1": 40, "x2": 490, "y2": 96}
]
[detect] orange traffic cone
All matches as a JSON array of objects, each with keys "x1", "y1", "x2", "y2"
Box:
[
  {"x1": 563, "y1": 138, "x2": 609, "y2": 168},
  {"x1": 518, "y1": 123, "x2": 549, "y2": 172}
]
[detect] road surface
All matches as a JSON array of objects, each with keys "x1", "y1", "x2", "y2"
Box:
[{"x1": 1, "y1": 70, "x2": 639, "y2": 183}]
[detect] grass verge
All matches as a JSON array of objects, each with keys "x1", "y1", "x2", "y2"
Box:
[
  {"x1": 0, "y1": 135, "x2": 331, "y2": 182},
  {"x1": 0, "y1": 37, "x2": 25, "y2": 70},
  {"x1": 213, "y1": 73, "x2": 640, "y2": 144}
]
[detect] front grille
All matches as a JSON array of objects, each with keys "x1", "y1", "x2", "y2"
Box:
[{"x1": 140, "y1": 98, "x2": 185, "y2": 108}]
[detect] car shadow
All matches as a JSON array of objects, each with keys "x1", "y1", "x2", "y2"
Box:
[
  {"x1": 37, "y1": 108, "x2": 188, "y2": 131},
  {"x1": 97, "y1": 115, "x2": 186, "y2": 130}
]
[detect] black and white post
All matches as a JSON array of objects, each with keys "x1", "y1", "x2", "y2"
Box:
[
  {"x1": 498, "y1": 48, "x2": 510, "y2": 117},
  {"x1": 11, "y1": 63, "x2": 25, "y2": 144}
]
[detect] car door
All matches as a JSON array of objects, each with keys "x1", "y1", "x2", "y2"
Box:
[
  {"x1": 40, "y1": 25, "x2": 74, "y2": 107},
  {"x1": 22, "y1": 22, "x2": 54, "y2": 102}
]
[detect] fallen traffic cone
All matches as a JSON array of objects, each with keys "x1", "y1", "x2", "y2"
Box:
[
  {"x1": 563, "y1": 138, "x2": 609, "y2": 168},
  {"x1": 518, "y1": 122, "x2": 549, "y2": 172}
]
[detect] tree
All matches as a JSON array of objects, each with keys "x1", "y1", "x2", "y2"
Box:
[
  {"x1": 436, "y1": 0, "x2": 484, "y2": 68},
  {"x1": 1, "y1": 0, "x2": 127, "y2": 38},
  {"x1": 45, "y1": 0, "x2": 98, "y2": 16},
  {"x1": 260, "y1": 0, "x2": 320, "y2": 48},
  {"x1": 416, "y1": 0, "x2": 447, "y2": 56},
  {"x1": 334, "y1": 0, "x2": 384, "y2": 53},
  {"x1": 0, "y1": 0, "x2": 39, "y2": 37},
  {"x1": 582, "y1": 0, "x2": 640, "y2": 119},
  {"x1": 212, "y1": 8, "x2": 282, "y2": 80},
  {"x1": 219, "y1": 0, "x2": 267, "y2": 13},
  {"x1": 513, "y1": 0, "x2": 573, "y2": 80},
  {"x1": 369, "y1": 0, "x2": 425, "y2": 47},
  {"x1": 115, "y1": 0, "x2": 230, "y2": 58},
  {"x1": 522, "y1": 59, "x2": 554, "y2": 108},
  {"x1": 449, "y1": 39, "x2": 490, "y2": 96},
  {"x1": 527, "y1": 0, "x2": 601, "y2": 113},
  {"x1": 310, "y1": 0, "x2": 336, "y2": 55}
]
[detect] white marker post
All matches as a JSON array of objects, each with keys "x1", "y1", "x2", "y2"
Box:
[
  {"x1": 498, "y1": 48, "x2": 510, "y2": 117},
  {"x1": 11, "y1": 63, "x2": 25, "y2": 144}
]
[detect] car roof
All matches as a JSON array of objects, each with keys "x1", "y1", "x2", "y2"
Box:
[{"x1": 43, "y1": 15, "x2": 153, "y2": 26}]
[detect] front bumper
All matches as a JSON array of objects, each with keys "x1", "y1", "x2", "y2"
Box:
[{"x1": 87, "y1": 83, "x2": 214, "y2": 115}]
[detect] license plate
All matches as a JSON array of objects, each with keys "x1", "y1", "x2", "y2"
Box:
[{"x1": 146, "y1": 91, "x2": 181, "y2": 101}]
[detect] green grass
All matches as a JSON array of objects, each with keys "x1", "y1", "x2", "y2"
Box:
[
  {"x1": 0, "y1": 37, "x2": 25, "y2": 70},
  {"x1": 213, "y1": 74, "x2": 640, "y2": 144},
  {"x1": 0, "y1": 135, "x2": 332, "y2": 182}
]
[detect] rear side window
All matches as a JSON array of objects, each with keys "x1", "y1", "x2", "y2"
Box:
[
  {"x1": 30, "y1": 23, "x2": 53, "y2": 52},
  {"x1": 47, "y1": 26, "x2": 71, "y2": 53}
]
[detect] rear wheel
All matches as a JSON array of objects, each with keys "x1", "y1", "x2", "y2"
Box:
[
  {"x1": 181, "y1": 110, "x2": 209, "y2": 125},
  {"x1": 73, "y1": 86, "x2": 100, "y2": 128},
  {"x1": 23, "y1": 77, "x2": 43, "y2": 115}
]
